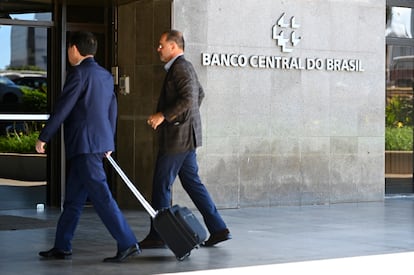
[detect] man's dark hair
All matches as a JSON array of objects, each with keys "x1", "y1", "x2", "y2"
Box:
[
  {"x1": 164, "y1": 30, "x2": 185, "y2": 51},
  {"x1": 68, "y1": 31, "x2": 97, "y2": 56}
]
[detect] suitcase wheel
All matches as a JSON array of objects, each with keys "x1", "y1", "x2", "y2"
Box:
[{"x1": 177, "y1": 252, "x2": 191, "y2": 261}]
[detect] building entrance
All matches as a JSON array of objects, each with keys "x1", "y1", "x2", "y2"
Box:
[
  {"x1": 0, "y1": 0, "x2": 114, "y2": 210},
  {"x1": 0, "y1": 11, "x2": 52, "y2": 210}
]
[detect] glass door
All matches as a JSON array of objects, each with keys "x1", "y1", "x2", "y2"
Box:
[
  {"x1": 0, "y1": 12, "x2": 52, "y2": 209},
  {"x1": 0, "y1": 1, "x2": 113, "y2": 210},
  {"x1": 385, "y1": 3, "x2": 414, "y2": 194}
]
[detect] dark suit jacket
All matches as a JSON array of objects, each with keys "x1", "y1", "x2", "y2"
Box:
[
  {"x1": 157, "y1": 55, "x2": 205, "y2": 154},
  {"x1": 39, "y1": 57, "x2": 117, "y2": 159}
]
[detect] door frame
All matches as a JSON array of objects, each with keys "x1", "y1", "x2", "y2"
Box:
[{"x1": 0, "y1": 1, "x2": 115, "y2": 209}]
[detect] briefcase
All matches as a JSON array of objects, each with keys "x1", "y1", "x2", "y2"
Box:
[{"x1": 107, "y1": 155, "x2": 207, "y2": 260}]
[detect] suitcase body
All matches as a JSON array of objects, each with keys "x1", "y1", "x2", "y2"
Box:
[
  {"x1": 153, "y1": 205, "x2": 207, "y2": 260},
  {"x1": 107, "y1": 156, "x2": 206, "y2": 260}
]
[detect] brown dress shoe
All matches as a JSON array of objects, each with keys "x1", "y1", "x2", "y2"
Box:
[{"x1": 202, "y1": 228, "x2": 232, "y2": 247}]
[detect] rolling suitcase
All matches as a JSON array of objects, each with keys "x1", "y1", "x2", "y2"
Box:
[{"x1": 107, "y1": 155, "x2": 207, "y2": 260}]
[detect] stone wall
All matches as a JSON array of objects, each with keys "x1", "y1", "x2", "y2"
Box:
[{"x1": 171, "y1": 0, "x2": 385, "y2": 208}]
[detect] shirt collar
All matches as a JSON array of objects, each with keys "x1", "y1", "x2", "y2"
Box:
[
  {"x1": 73, "y1": 56, "x2": 93, "y2": 66},
  {"x1": 164, "y1": 53, "x2": 183, "y2": 71}
]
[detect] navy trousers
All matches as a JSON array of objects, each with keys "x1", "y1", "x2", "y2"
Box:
[
  {"x1": 151, "y1": 150, "x2": 227, "y2": 234},
  {"x1": 54, "y1": 153, "x2": 137, "y2": 251}
]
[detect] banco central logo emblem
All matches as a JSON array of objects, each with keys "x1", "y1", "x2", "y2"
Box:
[{"x1": 272, "y1": 13, "x2": 302, "y2": 53}]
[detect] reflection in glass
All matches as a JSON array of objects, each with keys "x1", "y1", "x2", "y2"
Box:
[
  {"x1": 386, "y1": 6, "x2": 414, "y2": 38},
  {"x1": 385, "y1": 45, "x2": 414, "y2": 193},
  {"x1": 0, "y1": 24, "x2": 48, "y2": 158},
  {"x1": 0, "y1": 9, "x2": 51, "y2": 209},
  {"x1": 10, "y1": 12, "x2": 51, "y2": 21},
  {"x1": 386, "y1": 45, "x2": 414, "y2": 88},
  {"x1": 0, "y1": 24, "x2": 48, "y2": 115}
]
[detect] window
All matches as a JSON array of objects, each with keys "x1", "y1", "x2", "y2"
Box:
[{"x1": 385, "y1": 1, "x2": 414, "y2": 194}]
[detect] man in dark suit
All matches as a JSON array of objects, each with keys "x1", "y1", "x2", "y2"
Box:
[
  {"x1": 140, "y1": 30, "x2": 231, "y2": 248},
  {"x1": 35, "y1": 31, "x2": 140, "y2": 262}
]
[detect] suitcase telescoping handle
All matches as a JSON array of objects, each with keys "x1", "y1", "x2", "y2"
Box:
[{"x1": 107, "y1": 155, "x2": 157, "y2": 218}]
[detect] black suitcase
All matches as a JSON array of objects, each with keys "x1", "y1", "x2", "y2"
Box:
[{"x1": 107, "y1": 155, "x2": 207, "y2": 260}]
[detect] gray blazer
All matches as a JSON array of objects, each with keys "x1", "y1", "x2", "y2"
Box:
[{"x1": 156, "y1": 56, "x2": 205, "y2": 154}]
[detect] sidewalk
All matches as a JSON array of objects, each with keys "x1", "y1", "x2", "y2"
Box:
[{"x1": 1, "y1": 195, "x2": 413, "y2": 275}]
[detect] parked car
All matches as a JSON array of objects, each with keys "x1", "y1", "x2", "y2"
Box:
[
  {"x1": 389, "y1": 55, "x2": 414, "y2": 87},
  {"x1": 0, "y1": 76, "x2": 23, "y2": 104},
  {"x1": 13, "y1": 76, "x2": 47, "y2": 92}
]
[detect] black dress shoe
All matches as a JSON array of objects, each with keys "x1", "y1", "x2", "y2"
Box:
[
  {"x1": 39, "y1": 248, "x2": 72, "y2": 259},
  {"x1": 202, "y1": 228, "x2": 232, "y2": 247},
  {"x1": 103, "y1": 243, "x2": 141, "y2": 263},
  {"x1": 138, "y1": 236, "x2": 166, "y2": 249}
]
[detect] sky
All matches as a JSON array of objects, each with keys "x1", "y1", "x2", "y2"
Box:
[{"x1": 0, "y1": 25, "x2": 11, "y2": 70}]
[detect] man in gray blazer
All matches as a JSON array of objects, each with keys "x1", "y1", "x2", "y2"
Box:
[
  {"x1": 140, "y1": 30, "x2": 231, "y2": 248},
  {"x1": 36, "y1": 31, "x2": 139, "y2": 262}
]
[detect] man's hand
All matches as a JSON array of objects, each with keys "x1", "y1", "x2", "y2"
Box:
[
  {"x1": 147, "y1": 112, "x2": 165, "y2": 130},
  {"x1": 105, "y1": 151, "x2": 112, "y2": 158},
  {"x1": 35, "y1": 140, "x2": 46, "y2": 154}
]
